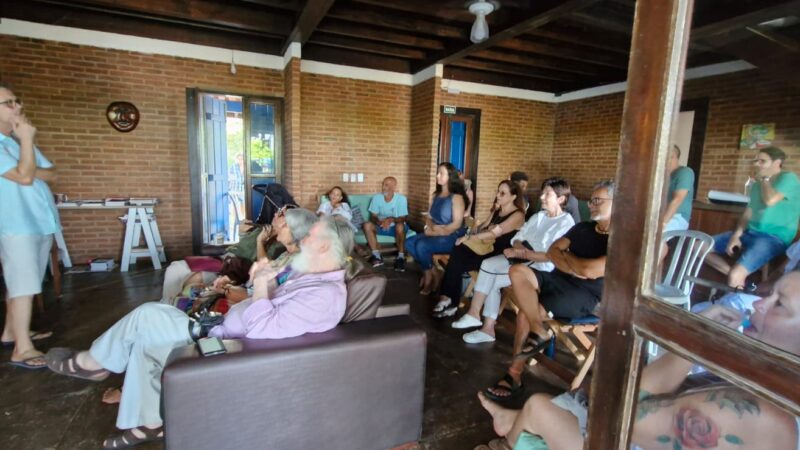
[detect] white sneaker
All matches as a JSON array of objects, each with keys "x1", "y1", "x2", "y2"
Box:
[
  {"x1": 463, "y1": 330, "x2": 496, "y2": 344},
  {"x1": 451, "y1": 314, "x2": 483, "y2": 329},
  {"x1": 432, "y1": 298, "x2": 451, "y2": 313}
]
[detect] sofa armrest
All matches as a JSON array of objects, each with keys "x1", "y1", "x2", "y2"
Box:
[{"x1": 163, "y1": 315, "x2": 426, "y2": 450}]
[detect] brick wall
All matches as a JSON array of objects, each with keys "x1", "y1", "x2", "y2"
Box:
[
  {"x1": 440, "y1": 91, "x2": 555, "y2": 214},
  {"x1": 298, "y1": 73, "x2": 411, "y2": 208},
  {"x1": 0, "y1": 35, "x2": 283, "y2": 263},
  {"x1": 551, "y1": 69, "x2": 799, "y2": 200},
  {"x1": 408, "y1": 77, "x2": 441, "y2": 219},
  {"x1": 283, "y1": 57, "x2": 301, "y2": 202}
]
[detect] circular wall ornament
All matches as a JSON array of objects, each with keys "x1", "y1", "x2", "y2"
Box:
[{"x1": 106, "y1": 101, "x2": 140, "y2": 132}]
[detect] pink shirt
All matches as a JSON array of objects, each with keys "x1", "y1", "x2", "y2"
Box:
[{"x1": 208, "y1": 269, "x2": 347, "y2": 340}]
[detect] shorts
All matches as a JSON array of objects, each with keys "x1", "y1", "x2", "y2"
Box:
[
  {"x1": 0, "y1": 234, "x2": 53, "y2": 299},
  {"x1": 533, "y1": 269, "x2": 601, "y2": 320},
  {"x1": 663, "y1": 214, "x2": 689, "y2": 233},
  {"x1": 551, "y1": 390, "x2": 589, "y2": 437},
  {"x1": 712, "y1": 229, "x2": 787, "y2": 272},
  {"x1": 376, "y1": 222, "x2": 409, "y2": 237}
]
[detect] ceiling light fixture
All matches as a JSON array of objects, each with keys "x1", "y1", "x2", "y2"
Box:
[{"x1": 467, "y1": 0, "x2": 499, "y2": 44}]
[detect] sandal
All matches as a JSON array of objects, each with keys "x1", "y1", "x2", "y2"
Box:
[
  {"x1": 8, "y1": 349, "x2": 48, "y2": 370},
  {"x1": 432, "y1": 298, "x2": 452, "y2": 313},
  {"x1": 483, "y1": 373, "x2": 524, "y2": 402},
  {"x1": 1, "y1": 330, "x2": 53, "y2": 348},
  {"x1": 102, "y1": 426, "x2": 164, "y2": 449},
  {"x1": 514, "y1": 331, "x2": 553, "y2": 360},
  {"x1": 45, "y1": 347, "x2": 110, "y2": 382}
]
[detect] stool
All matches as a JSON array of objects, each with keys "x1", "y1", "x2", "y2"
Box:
[{"x1": 120, "y1": 207, "x2": 166, "y2": 271}]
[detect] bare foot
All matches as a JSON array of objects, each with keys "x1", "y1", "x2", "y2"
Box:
[
  {"x1": 478, "y1": 392, "x2": 519, "y2": 437},
  {"x1": 102, "y1": 387, "x2": 122, "y2": 405}
]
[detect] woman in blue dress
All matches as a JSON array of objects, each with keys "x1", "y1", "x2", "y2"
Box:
[{"x1": 406, "y1": 162, "x2": 468, "y2": 295}]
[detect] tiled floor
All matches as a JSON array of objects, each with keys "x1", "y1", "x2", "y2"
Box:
[{"x1": 0, "y1": 263, "x2": 562, "y2": 449}]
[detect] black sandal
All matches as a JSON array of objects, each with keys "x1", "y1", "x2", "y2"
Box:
[
  {"x1": 102, "y1": 426, "x2": 164, "y2": 449},
  {"x1": 483, "y1": 373, "x2": 524, "y2": 402},
  {"x1": 514, "y1": 332, "x2": 553, "y2": 360}
]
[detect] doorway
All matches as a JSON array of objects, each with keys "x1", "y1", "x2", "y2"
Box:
[
  {"x1": 438, "y1": 107, "x2": 481, "y2": 216},
  {"x1": 187, "y1": 90, "x2": 283, "y2": 254}
]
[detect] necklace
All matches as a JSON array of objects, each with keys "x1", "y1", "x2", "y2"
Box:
[{"x1": 595, "y1": 223, "x2": 610, "y2": 235}]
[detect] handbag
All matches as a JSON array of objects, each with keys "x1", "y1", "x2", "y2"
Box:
[{"x1": 463, "y1": 237, "x2": 495, "y2": 256}]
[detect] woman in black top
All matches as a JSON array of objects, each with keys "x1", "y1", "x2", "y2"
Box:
[{"x1": 433, "y1": 180, "x2": 526, "y2": 317}]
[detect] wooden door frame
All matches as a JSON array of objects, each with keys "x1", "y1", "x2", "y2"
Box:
[
  {"x1": 186, "y1": 88, "x2": 284, "y2": 255},
  {"x1": 587, "y1": 0, "x2": 800, "y2": 448},
  {"x1": 438, "y1": 106, "x2": 481, "y2": 215},
  {"x1": 680, "y1": 97, "x2": 710, "y2": 199}
]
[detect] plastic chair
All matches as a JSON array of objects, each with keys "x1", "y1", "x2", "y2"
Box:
[{"x1": 655, "y1": 230, "x2": 714, "y2": 310}]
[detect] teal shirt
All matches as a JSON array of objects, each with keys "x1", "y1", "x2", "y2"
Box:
[
  {"x1": 668, "y1": 166, "x2": 695, "y2": 221},
  {"x1": 748, "y1": 171, "x2": 800, "y2": 245},
  {"x1": 368, "y1": 193, "x2": 408, "y2": 220},
  {"x1": 0, "y1": 132, "x2": 61, "y2": 236}
]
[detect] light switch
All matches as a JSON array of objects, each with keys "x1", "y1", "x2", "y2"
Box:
[
  {"x1": 349, "y1": 173, "x2": 357, "y2": 183},
  {"x1": 357, "y1": 173, "x2": 364, "y2": 183},
  {"x1": 342, "y1": 173, "x2": 349, "y2": 182}
]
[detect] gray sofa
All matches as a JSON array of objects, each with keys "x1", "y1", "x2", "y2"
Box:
[{"x1": 161, "y1": 263, "x2": 426, "y2": 450}]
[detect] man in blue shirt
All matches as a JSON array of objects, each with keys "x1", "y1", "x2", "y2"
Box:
[{"x1": 363, "y1": 177, "x2": 409, "y2": 271}]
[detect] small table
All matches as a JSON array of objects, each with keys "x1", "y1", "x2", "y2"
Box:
[{"x1": 57, "y1": 203, "x2": 166, "y2": 271}]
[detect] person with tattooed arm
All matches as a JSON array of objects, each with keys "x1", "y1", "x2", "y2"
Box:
[{"x1": 476, "y1": 270, "x2": 800, "y2": 450}]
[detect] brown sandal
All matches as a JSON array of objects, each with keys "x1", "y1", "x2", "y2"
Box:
[
  {"x1": 102, "y1": 426, "x2": 164, "y2": 449},
  {"x1": 45, "y1": 347, "x2": 109, "y2": 381}
]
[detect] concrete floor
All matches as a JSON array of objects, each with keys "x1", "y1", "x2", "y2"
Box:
[{"x1": 0, "y1": 262, "x2": 563, "y2": 450}]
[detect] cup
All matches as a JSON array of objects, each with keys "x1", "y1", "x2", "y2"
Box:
[{"x1": 213, "y1": 232, "x2": 225, "y2": 245}]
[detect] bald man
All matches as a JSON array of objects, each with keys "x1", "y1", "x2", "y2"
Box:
[{"x1": 363, "y1": 176, "x2": 409, "y2": 271}]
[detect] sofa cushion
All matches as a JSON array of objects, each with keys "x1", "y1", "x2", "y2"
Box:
[{"x1": 342, "y1": 256, "x2": 387, "y2": 322}]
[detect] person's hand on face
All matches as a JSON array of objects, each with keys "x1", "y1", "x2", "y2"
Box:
[
  {"x1": 698, "y1": 304, "x2": 744, "y2": 329},
  {"x1": 12, "y1": 115, "x2": 36, "y2": 143}
]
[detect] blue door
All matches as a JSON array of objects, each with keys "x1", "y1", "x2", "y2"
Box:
[
  {"x1": 449, "y1": 121, "x2": 467, "y2": 173},
  {"x1": 202, "y1": 96, "x2": 229, "y2": 243}
]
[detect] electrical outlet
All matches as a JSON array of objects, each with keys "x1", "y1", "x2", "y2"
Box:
[
  {"x1": 342, "y1": 173, "x2": 349, "y2": 182},
  {"x1": 357, "y1": 173, "x2": 364, "y2": 183},
  {"x1": 349, "y1": 173, "x2": 357, "y2": 183}
]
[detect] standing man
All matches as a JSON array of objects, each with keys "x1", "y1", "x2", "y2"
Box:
[
  {"x1": 706, "y1": 147, "x2": 800, "y2": 288},
  {"x1": 663, "y1": 145, "x2": 695, "y2": 233},
  {"x1": 363, "y1": 176, "x2": 409, "y2": 271},
  {"x1": 0, "y1": 83, "x2": 60, "y2": 369}
]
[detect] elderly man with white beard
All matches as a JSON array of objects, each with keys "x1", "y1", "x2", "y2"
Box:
[{"x1": 45, "y1": 214, "x2": 353, "y2": 449}]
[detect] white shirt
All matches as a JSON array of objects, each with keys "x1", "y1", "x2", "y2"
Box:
[{"x1": 511, "y1": 211, "x2": 575, "y2": 272}]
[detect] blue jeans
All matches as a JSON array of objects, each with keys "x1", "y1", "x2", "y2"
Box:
[
  {"x1": 406, "y1": 230, "x2": 464, "y2": 270},
  {"x1": 713, "y1": 229, "x2": 787, "y2": 272}
]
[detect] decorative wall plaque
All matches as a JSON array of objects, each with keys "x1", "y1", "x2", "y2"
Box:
[{"x1": 106, "y1": 101, "x2": 139, "y2": 132}]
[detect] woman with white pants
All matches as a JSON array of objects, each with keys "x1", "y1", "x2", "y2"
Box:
[{"x1": 452, "y1": 178, "x2": 575, "y2": 343}]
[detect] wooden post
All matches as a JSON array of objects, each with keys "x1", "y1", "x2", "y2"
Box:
[{"x1": 585, "y1": 0, "x2": 695, "y2": 448}]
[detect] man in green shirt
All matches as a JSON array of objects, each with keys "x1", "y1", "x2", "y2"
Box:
[
  {"x1": 707, "y1": 147, "x2": 800, "y2": 288},
  {"x1": 663, "y1": 145, "x2": 695, "y2": 232}
]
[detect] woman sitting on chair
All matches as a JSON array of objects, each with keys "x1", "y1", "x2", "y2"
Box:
[
  {"x1": 432, "y1": 180, "x2": 526, "y2": 318},
  {"x1": 450, "y1": 178, "x2": 575, "y2": 343},
  {"x1": 317, "y1": 185, "x2": 356, "y2": 230},
  {"x1": 406, "y1": 162, "x2": 469, "y2": 295}
]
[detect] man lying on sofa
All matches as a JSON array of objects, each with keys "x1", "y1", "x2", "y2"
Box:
[{"x1": 44, "y1": 215, "x2": 354, "y2": 449}]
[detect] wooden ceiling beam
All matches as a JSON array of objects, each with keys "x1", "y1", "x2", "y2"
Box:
[
  {"x1": 317, "y1": 21, "x2": 446, "y2": 50},
  {"x1": 1, "y1": 1, "x2": 284, "y2": 54},
  {"x1": 413, "y1": 0, "x2": 603, "y2": 72},
  {"x1": 568, "y1": 10, "x2": 633, "y2": 35},
  {"x1": 33, "y1": 0, "x2": 292, "y2": 35},
  {"x1": 443, "y1": 66, "x2": 577, "y2": 93},
  {"x1": 281, "y1": 0, "x2": 337, "y2": 54},
  {"x1": 471, "y1": 49, "x2": 624, "y2": 79},
  {"x1": 526, "y1": 25, "x2": 631, "y2": 55},
  {"x1": 302, "y1": 44, "x2": 412, "y2": 73},
  {"x1": 692, "y1": 0, "x2": 800, "y2": 41},
  {"x1": 237, "y1": 0, "x2": 303, "y2": 11},
  {"x1": 326, "y1": 6, "x2": 467, "y2": 39},
  {"x1": 309, "y1": 34, "x2": 428, "y2": 60},
  {"x1": 496, "y1": 37, "x2": 628, "y2": 68},
  {"x1": 450, "y1": 58, "x2": 586, "y2": 83}
]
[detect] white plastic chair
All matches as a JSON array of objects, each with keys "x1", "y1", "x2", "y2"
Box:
[
  {"x1": 649, "y1": 230, "x2": 714, "y2": 360},
  {"x1": 655, "y1": 230, "x2": 714, "y2": 310}
]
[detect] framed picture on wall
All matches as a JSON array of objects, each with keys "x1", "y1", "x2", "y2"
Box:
[{"x1": 739, "y1": 123, "x2": 775, "y2": 150}]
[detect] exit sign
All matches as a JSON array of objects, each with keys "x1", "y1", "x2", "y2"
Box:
[{"x1": 443, "y1": 105, "x2": 457, "y2": 114}]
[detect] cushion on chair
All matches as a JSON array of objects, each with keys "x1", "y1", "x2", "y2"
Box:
[{"x1": 341, "y1": 256, "x2": 388, "y2": 322}]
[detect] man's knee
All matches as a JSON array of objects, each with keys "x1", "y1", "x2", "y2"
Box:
[
  {"x1": 395, "y1": 224, "x2": 406, "y2": 238},
  {"x1": 509, "y1": 264, "x2": 526, "y2": 280},
  {"x1": 362, "y1": 221, "x2": 376, "y2": 234}
]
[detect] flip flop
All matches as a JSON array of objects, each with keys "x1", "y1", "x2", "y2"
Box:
[
  {"x1": 45, "y1": 347, "x2": 110, "y2": 382},
  {"x1": 7, "y1": 350, "x2": 48, "y2": 370},
  {"x1": 514, "y1": 331, "x2": 553, "y2": 360},
  {"x1": 483, "y1": 373, "x2": 524, "y2": 402},
  {"x1": 1, "y1": 330, "x2": 53, "y2": 349},
  {"x1": 102, "y1": 425, "x2": 164, "y2": 449}
]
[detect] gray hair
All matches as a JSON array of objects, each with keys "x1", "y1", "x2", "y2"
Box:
[
  {"x1": 594, "y1": 180, "x2": 616, "y2": 199},
  {"x1": 284, "y1": 208, "x2": 318, "y2": 243},
  {"x1": 318, "y1": 215, "x2": 354, "y2": 268}
]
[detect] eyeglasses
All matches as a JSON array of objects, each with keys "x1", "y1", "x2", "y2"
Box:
[
  {"x1": 588, "y1": 197, "x2": 612, "y2": 206},
  {"x1": 275, "y1": 204, "x2": 298, "y2": 217},
  {"x1": 0, "y1": 98, "x2": 22, "y2": 108}
]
